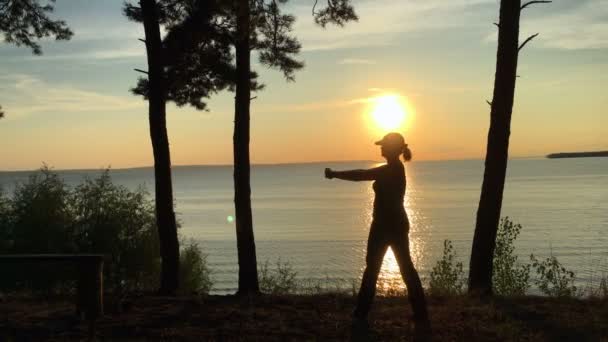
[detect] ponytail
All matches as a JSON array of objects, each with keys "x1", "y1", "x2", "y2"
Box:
[{"x1": 402, "y1": 144, "x2": 412, "y2": 162}]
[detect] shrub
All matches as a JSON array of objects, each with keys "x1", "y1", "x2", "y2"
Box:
[
  {"x1": 0, "y1": 167, "x2": 212, "y2": 296},
  {"x1": 0, "y1": 188, "x2": 12, "y2": 252},
  {"x1": 71, "y1": 170, "x2": 161, "y2": 293},
  {"x1": 377, "y1": 276, "x2": 405, "y2": 297},
  {"x1": 259, "y1": 259, "x2": 298, "y2": 295},
  {"x1": 0, "y1": 167, "x2": 76, "y2": 292},
  {"x1": 10, "y1": 166, "x2": 75, "y2": 253},
  {"x1": 492, "y1": 217, "x2": 531, "y2": 296},
  {"x1": 600, "y1": 276, "x2": 608, "y2": 298},
  {"x1": 429, "y1": 240, "x2": 465, "y2": 296},
  {"x1": 179, "y1": 240, "x2": 212, "y2": 295},
  {"x1": 530, "y1": 254, "x2": 577, "y2": 297}
]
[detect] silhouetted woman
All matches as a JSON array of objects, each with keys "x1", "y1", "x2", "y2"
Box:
[{"x1": 324, "y1": 132, "x2": 430, "y2": 332}]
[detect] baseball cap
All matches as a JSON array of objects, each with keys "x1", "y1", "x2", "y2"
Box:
[{"x1": 375, "y1": 132, "x2": 405, "y2": 147}]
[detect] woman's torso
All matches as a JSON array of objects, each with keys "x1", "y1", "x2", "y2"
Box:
[{"x1": 372, "y1": 161, "x2": 407, "y2": 228}]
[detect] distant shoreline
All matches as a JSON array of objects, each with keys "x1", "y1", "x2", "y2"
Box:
[
  {"x1": 0, "y1": 157, "x2": 548, "y2": 173},
  {"x1": 546, "y1": 151, "x2": 608, "y2": 159}
]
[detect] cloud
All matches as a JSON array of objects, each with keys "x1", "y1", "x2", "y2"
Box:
[
  {"x1": 256, "y1": 92, "x2": 423, "y2": 113},
  {"x1": 523, "y1": 0, "x2": 608, "y2": 50},
  {"x1": 292, "y1": 0, "x2": 608, "y2": 51},
  {"x1": 338, "y1": 58, "x2": 376, "y2": 65},
  {"x1": 482, "y1": 0, "x2": 608, "y2": 50},
  {"x1": 0, "y1": 74, "x2": 144, "y2": 119},
  {"x1": 258, "y1": 97, "x2": 369, "y2": 113},
  {"x1": 23, "y1": 46, "x2": 145, "y2": 61},
  {"x1": 292, "y1": 0, "x2": 495, "y2": 51}
]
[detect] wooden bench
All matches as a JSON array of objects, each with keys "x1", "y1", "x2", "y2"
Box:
[{"x1": 0, "y1": 254, "x2": 105, "y2": 324}]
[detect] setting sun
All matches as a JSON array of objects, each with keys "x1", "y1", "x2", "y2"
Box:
[{"x1": 370, "y1": 94, "x2": 408, "y2": 132}]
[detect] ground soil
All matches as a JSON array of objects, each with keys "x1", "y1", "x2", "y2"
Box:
[{"x1": 1, "y1": 294, "x2": 607, "y2": 341}]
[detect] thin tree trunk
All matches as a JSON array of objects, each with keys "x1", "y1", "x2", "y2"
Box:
[
  {"x1": 140, "y1": 0, "x2": 180, "y2": 295},
  {"x1": 233, "y1": 0, "x2": 260, "y2": 295},
  {"x1": 468, "y1": 0, "x2": 521, "y2": 295}
]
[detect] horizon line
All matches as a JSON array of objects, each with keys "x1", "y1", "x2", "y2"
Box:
[{"x1": 0, "y1": 156, "x2": 547, "y2": 173}]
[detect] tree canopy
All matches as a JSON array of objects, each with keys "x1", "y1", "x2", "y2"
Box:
[
  {"x1": 124, "y1": 0, "x2": 357, "y2": 111},
  {"x1": 0, "y1": 0, "x2": 73, "y2": 119},
  {"x1": 124, "y1": 0, "x2": 235, "y2": 111},
  {"x1": 0, "y1": 0, "x2": 73, "y2": 55}
]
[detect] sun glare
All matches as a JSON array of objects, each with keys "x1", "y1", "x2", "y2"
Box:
[{"x1": 370, "y1": 94, "x2": 409, "y2": 132}]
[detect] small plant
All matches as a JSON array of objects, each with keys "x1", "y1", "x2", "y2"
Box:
[
  {"x1": 179, "y1": 240, "x2": 213, "y2": 295},
  {"x1": 377, "y1": 276, "x2": 405, "y2": 297},
  {"x1": 492, "y1": 217, "x2": 531, "y2": 296},
  {"x1": 298, "y1": 278, "x2": 323, "y2": 295},
  {"x1": 586, "y1": 274, "x2": 608, "y2": 298},
  {"x1": 600, "y1": 276, "x2": 608, "y2": 298},
  {"x1": 0, "y1": 188, "x2": 12, "y2": 252},
  {"x1": 530, "y1": 254, "x2": 577, "y2": 297},
  {"x1": 259, "y1": 259, "x2": 298, "y2": 295},
  {"x1": 429, "y1": 240, "x2": 465, "y2": 296}
]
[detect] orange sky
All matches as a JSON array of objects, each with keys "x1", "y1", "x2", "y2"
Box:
[{"x1": 0, "y1": 0, "x2": 606, "y2": 170}]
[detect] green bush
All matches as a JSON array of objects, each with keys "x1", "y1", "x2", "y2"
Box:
[
  {"x1": 530, "y1": 254, "x2": 577, "y2": 297},
  {"x1": 71, "y1": 170, "x2": 161, "y2": 293},
  {"x1": 0, "y1": 167, "x2": 212, "y2": 296},
  {"x1": 600, "y1": 277, "x2": 608, "y2": 298},
  {"x1": 377, "y1": 276, "x2": 405, "y2": 297},
  {"x1": 259, "y1": 259, "x2": 298, "y2": 295},
  {"x1": 0, "y1": 167, "x2": 76, "y2": 292},
  {"x1": 10, "y1": 167, "x2": 75, "y2": 253},
  {"x1": 429, "y1": 240, "x2": 465, "y2": 296},
  {"x1": 0, "y1": 188, "x2": 12, "y2": 252},
  {"x1": 492, "y1": 217, "x2": 531, "y2": 296},
  {"x1": 179, "y1": 240, "x2": 212, "y2": 295}
]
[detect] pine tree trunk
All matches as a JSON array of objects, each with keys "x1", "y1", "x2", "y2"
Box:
[
  {"x1": 140, "y1": 0, "x2": 180, "y2": 295},
  {"x1": 468, "y1": 0, "x2": 521, "y2": 295},
  {"x1": 234, "y1": 0, "x2": 260, "y2": 295}
]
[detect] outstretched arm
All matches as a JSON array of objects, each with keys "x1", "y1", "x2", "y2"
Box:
[{"x1": 325, "y1": 166, "x2": 385, "y2": 182}]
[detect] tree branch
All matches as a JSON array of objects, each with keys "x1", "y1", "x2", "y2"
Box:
[
  {"x1": 521, "y1": 1, "x2": 552, "y2": 11},
  {"x1": 519, "y1": 33, "x2": 539, "y2": 51},
  {"x1": 312, "y1": 0, "x2": 319, "y2": 16},
  {"x1": 138, "y1": 38, "x2": 146, "y2": 43},
  {"x1": 486, "y1": 100, "x2": 492, "y2": 106},
  {"x1": 124, "y1": 3, "x2": 140, "y2": 11},
  {"x1": 20, "y1": 1, "x2": 60, "y2": 29},
  {"x1": 134, "y1": 68, "x2": 149, "y2": 75}
]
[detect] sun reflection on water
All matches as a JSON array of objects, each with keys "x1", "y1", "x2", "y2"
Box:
[
  {"x1": 377, "y1": 247, "x2": 406, "y2": 294},
  {"x1": 360, "y1": 162, "x2": 428, "y2": 295}
]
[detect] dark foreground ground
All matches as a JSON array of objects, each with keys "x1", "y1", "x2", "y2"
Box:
[{"x1": 1, "y1": 294, "x2": 607, "y2": 341}]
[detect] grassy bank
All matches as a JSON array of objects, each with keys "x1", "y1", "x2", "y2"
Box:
[{"x1": 2, "y1": 294, "x2": 607, "y2": 341}]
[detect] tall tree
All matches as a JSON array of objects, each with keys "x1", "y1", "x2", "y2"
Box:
[
  {"x1": 233, "y1": 0, "x2": 258, "y2": 294},
  {"x1": 231, "y1": 0, "x2": 357, "y2": 294},
  {"x1": 154, "y1": 0, "x2": 357, "y2": 295},
  {"x1": 124, "y1": 0, "x2": 234, "y2": 295},
  {"x1": 139, "y1": 0, "x2": 180, "y2": 295},
  {"x1": 468, "y1": 0, "x2": 551, "y2": 295},
  {"x1": 0, "y1": 0, "x2": 73, "y2": 118},
  {"x1": 228, "y1": 0, "x2": 307, "y2": 294}
]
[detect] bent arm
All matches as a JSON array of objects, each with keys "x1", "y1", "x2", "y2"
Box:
[{"x1": 330, "y1": 166, "x2": 385, "y2": 182}]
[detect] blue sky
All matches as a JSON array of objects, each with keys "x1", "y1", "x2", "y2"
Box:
[{"x1": 0, "y1": 0, "x2": 606, "y2": 170}]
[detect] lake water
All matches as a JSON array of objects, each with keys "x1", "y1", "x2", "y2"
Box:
[{"x1": 1, "y1": 158, "x2": 607, "y2": 294}]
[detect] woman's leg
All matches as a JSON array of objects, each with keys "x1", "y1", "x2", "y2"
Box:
[
  {"x1": 354, "y1": 228, "x2": 389, "y2": 319},
  {"x1": 392, "y1": 231, "x2": 429, "y2": 323}
]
